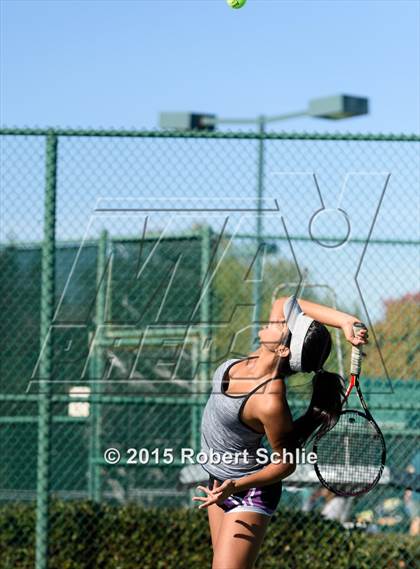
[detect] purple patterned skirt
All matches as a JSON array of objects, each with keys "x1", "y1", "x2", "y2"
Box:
[{"x1": 208, "y1": 474, "x2": 282, "y2": 516}]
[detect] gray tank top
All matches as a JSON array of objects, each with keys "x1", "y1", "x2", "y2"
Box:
[{"x1": 200, "y1": 358, "x2": 274, "y2": 480}]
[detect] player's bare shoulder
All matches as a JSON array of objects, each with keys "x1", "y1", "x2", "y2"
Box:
[{"x1": 250, "y1": 377, "x2": 288, "y2": 415}]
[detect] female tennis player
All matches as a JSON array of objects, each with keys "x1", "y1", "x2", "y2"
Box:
[{"x1": 192, "y1": 294, "x2": 368, "y2": 569}]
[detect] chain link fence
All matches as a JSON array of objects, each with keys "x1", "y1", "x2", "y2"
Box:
[{"x1": 0, "y1": 128, "x2": 419, "y2": 568}]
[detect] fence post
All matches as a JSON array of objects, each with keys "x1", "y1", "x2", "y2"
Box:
[
  {"x1": 89, "y1": 229, "x2": 108, "y2": 502},
  {"x1": 35, "y1": 132, "x2": 58, "y2": 569},
  {"x1": 200, "y1": 224, "x2": 212, "y2": 392},
  {"x1": 252, "y1": 117, "x2": 266, "y2": 349}
]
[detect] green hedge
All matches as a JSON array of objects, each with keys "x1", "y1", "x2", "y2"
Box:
[{"x1": 0, "y1": 500, "x2": 418, "y2": 569}]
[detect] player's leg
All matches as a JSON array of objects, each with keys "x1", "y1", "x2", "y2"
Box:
[
  {"x1": 206, "y1": 475, "x2": 226, "y2": 550},
  {"x1": 211, "y1": 510, "x2": 271, "y2": 569},
  {"x1": 207, "y1": 503, "x2": 225, "y2": 550}
]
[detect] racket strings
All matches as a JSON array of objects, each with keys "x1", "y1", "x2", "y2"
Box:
[{"x1": 314, "y1": 411, "x2": 385, "y2": 496}]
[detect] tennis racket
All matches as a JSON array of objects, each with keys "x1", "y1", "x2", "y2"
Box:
[{"x1": 313, "y1": 322, "x2": 386, "y2": 496}]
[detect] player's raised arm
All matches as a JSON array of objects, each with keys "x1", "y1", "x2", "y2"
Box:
[{"x1": 269, "y1": 296, "x2": 369, "y2": 347}]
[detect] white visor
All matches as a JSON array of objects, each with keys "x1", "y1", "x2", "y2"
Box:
[{"x1": 283, "y1": 295, "x2": 314, "y2": 372}]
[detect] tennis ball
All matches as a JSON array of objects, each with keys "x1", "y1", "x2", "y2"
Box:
[{"x1": 227, "y1": 0, "x2": 247, "y2": 9}]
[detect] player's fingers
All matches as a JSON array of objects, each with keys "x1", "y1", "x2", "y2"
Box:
[
  {"x1": 343, "y1": 329, "x2": 355, "y2": 343},
  {"x1": 199, "y1": 494, "x2": 221, "y2": 509},
  {"x1": 191, "y1": 496, "x2": 207, "y2": 502},
  {"x1": 196, "y1": 485, "x2": 211, "y2": 495},
  {"x1": 353, "y1": 339, "x2": 368, "y2": 348}
]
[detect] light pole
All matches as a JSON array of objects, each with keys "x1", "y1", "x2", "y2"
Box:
[
  {"x1": 159, "y1": 95, "x2": 369, "y2": 349},
  {"x1": 160, "y1": 95, "x2": 369, "y2": 131}
]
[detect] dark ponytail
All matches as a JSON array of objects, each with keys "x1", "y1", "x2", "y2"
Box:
[
  {"x1": 293, "y1": 369, "x2": 344, "y2": 446},
  {"x1": 291, "y1": 321, "x2": 345, "y2": 446}
]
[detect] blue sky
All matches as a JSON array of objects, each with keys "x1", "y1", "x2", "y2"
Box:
[
  {"x1": 0, "y1": 0, "x2": 419, "y2": 331},
  {"x1": 1, "y1": 0, "x2": 419, "y2": 133}
]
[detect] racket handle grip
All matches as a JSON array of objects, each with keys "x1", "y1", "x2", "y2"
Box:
[{"x1": 350, "y1": 322, "x2": 367, "y2": 376}]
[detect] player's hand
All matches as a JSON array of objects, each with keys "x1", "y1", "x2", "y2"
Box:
[
  {"x1": 342, "y1": 321, "x2": 369, "y2": 347},
  {"x1": 191, "y1": 479, "x2": 235, "y2": 510}
]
